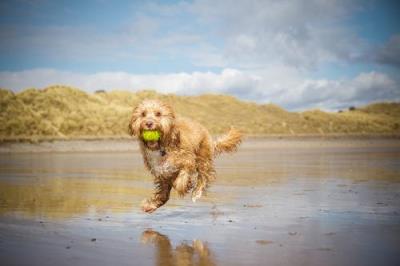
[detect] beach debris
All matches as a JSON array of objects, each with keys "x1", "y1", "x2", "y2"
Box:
[
  {"x1": 256, "y1": 240, "x2": 273, "y2": 245},
  {"x1": 243, "y1": 204, "x2": 262, "y2": 208}
]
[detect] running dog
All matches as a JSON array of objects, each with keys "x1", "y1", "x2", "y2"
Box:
[{"x1": 129, "y1": 99, "x2": 242, "y2": 213}]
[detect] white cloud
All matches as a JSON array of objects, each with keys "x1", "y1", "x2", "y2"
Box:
[
  {"x1": 187, "y1": 0, "x2": 365, "y2": 69},
  {"x1": 283, "y1": 71, "x2": 398, "y2": 110},
  {"x1": 0, "y1": 68, "x2": 259, "y2": 95},
  {"x1": 1, "y1": 68, "x2": 398, "y2": 111}
]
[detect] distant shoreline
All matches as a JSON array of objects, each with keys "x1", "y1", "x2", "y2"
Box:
[
  {"x1": 1, "y1": 133, "x2": 400, "y2": 142},
  {"x1": 1, "y1": 136, "x2": 399, "y2": 153}
]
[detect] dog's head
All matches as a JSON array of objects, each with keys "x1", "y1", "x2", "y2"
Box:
[{"x1": 129, "y1": 99, "x2": 175, "y2": 149}]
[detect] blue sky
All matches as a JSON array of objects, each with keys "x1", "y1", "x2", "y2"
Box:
[{"x1": 0, "y1": 0, "x2": 399, "y2": 110}]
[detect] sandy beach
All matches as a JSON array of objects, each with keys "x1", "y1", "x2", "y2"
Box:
[{"x1": 0, "y1": 138, "x2": 399, "y2": 265}]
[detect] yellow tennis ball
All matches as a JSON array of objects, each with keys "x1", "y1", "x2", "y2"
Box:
[{"x1": 142, "y1": 130, "x2": 161, "y2": 141}]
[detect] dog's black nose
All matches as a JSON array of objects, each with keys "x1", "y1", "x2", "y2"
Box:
[{"x1": 145, "y1": 121, "x2": 153, "y2": 128}]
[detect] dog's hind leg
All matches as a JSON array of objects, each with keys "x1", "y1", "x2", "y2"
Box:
[
  {"x1": 192, "y1": 138, "x2": 216, "y2": 202},
  {"x1": 172, "y1": 170, "x2": 197, "y2": 197},
  {"x1": 192, "y1": 158, "x2": 215, "y2": 202}
]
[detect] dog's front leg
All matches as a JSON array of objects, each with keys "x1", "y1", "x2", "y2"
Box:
[{"x1": 141, "y1": 178, "x2": 172, "y2": 213}]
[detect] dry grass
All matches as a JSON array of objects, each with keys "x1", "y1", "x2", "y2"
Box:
[{"x1": 1, "y1": 86, "x2": 399, "y2": 141}]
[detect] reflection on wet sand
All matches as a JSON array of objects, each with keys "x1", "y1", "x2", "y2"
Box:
[
  {"x1": 216, "y1": 146, "x2": 400, "y2": 185},
  {"x1": 141, "y1": 229, "x2": 216, "y2": 266},
  {"x1": 0, "y1": 177, "x2": 149, "y2": 219}
]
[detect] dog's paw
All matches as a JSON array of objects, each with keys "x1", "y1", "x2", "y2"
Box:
[
  {"x1": 191, "y1": 189, "x2": 203, "y2": 202},
  {"x1": 141, "y1": 199, "x2": 158, "y2": 213}
]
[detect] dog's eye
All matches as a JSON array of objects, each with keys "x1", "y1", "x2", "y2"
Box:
[
  {"x1": 141, "y1": 111, "x2": 146, "y2": 117},
  {"x1": 155, "y1": 111, "x2": 161, "y2": 117}
]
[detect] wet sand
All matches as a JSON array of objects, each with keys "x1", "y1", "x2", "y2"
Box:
[{"x1": 0, "y1": 139, "x2": 399, "y2": 266}]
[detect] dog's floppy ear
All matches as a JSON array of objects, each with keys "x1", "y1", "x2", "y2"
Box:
[
  {"x1": 128, "y1": 106, "x2": 140, "y2": 136},
  {"x1": 162, "y1": 123, "x2": 180, "y2": 147},
  {"x1": 170, "y1": 128, "x2": 180, "y2": 146},
  {"x1": 163, "y1": 102, "x2": 176, "y2": 119}
]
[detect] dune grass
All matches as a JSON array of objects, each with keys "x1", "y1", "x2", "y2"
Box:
[{"x1": 0, "y1": 86, "x2": 399, "y2": 141}]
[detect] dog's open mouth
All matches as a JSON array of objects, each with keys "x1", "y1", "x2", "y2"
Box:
[{"x1": 144, "y1": 140, "x2": 159, "y2": 150}]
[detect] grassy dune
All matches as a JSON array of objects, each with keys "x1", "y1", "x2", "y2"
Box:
[{"x1": 1, "y1": 86, "x2": 399, "y2": 141}]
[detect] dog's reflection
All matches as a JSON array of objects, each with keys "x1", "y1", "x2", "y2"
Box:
[{"x1": 141, "y1": 229, "x2": 216, "y2": 266}]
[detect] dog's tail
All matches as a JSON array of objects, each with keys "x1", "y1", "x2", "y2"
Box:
[{"x1": 214, "y1": 127, "x2": 242, "y2": 156}]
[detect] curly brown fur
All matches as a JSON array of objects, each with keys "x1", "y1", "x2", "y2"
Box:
[{"x1": 129, "y1": 99, "x2": 242, "y2": 213}]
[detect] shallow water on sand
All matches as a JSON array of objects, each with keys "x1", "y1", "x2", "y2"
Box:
[{"x1": 0, "y1": 139, "x2": 400, "y2": 266}]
